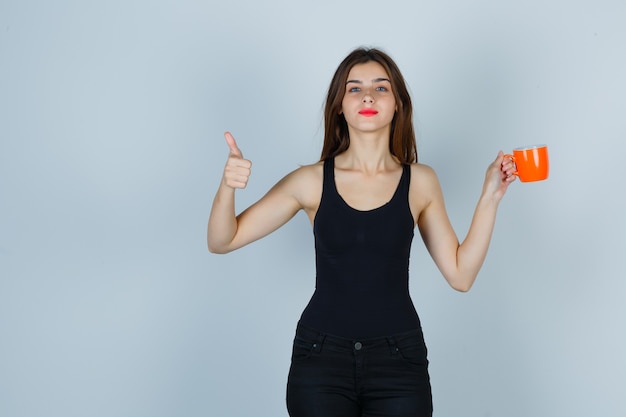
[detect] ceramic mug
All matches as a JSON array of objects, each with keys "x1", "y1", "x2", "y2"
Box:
[{"x1": 504, "y1": 145, "x2": 549, "y2": 182}]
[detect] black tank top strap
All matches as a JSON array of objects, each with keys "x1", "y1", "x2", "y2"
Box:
[
  {"x1": 399, "y1": 163, "x2": 411, "y2": 202},
  {"x1": 320, "y1": 157, "x2": 339, "y2": 209},
  {"x1": 322, "y1": 157, "x2": 334, "y2": 193},
  {"x1": 402, "y1": 163, "x2": 411, "y2": 187}
]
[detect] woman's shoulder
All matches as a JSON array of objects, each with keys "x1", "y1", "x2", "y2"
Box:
[
  {"x1": 278, "y1": 161, "x2": 324, "y2": 209},
  {"x1": 284, "y1": 160, "x2": 324, "y2": 183},
  {"x1": 408, "y1": 162, "x2": 443, "y2": 195},
  {"x1": 409, "y1": 162, "x2": 438, "y2": 180},
  {"x1": 274, "y1": 160, "x2": 323, "y2": 194},
  {"x1": 407, "y1": 162, "x2": 444, "y2": 216}
]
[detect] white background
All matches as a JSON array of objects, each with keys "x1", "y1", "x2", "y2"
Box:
[{"x1": 1, "y1": 0, "x2": 625, "y2": 416}]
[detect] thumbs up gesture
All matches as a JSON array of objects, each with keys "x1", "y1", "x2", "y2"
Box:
[{"x1": 222, "y1": 132, "x2": 252, "y2": 189}]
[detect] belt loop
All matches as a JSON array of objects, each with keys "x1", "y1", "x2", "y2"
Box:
[{"x1": 387, "y1": 336, "x2": 399, "y2": 356}]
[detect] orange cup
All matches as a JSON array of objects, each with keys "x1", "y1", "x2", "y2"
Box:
[{"x1": 504, "y1": 145, "x2": 549, "y2": 182}]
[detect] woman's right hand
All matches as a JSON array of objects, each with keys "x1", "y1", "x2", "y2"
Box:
[
  {"x1": 209, "y1": 131, "x2": 314, "y2": 253},
  {"x1": 222, "y1": 132, "x2": 252, "y2": 189}
]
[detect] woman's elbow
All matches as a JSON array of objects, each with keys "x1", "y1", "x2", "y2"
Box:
[
  {"x1": 451, "y1": 282, "x2": 473, "y2": 293},
  {"x1": 207, "y1": 242, "x2": 232, "y2": 254},
  {"x1": 447, "y1": 274, "x2": 476, "y2": 292}
]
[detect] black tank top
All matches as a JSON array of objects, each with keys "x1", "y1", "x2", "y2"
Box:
[{"x1": 299, "y1": 157, "x2": 421, "y2": 338}]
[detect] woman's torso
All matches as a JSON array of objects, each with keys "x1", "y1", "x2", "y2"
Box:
[{"x1": 298, "y1": 157, "x2": 421, "y2": 338}]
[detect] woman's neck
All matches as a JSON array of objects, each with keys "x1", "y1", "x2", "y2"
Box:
[{"x1": 336, "y1": 143, "x2": 398, "y2": 174}]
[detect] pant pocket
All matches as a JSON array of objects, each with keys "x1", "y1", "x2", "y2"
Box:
[
  {"x1": 290, "y1": 335, "x2": 318, "y2": 362},
  {"x1": 395, "y1": 334, "x2": 428, "y2": 367}
]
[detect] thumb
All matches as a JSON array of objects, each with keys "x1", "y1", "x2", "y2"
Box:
[{"x1": 224, "y1": 131, "x2": 243, "y2": 158}]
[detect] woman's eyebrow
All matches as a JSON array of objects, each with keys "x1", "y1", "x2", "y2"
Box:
[{"x1": 346, "y1": 77, "x2": 391, "y2": 84}]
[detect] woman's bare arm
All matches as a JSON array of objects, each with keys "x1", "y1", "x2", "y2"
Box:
[
  {"x1": 413, "y1": 152, "x2": 515, "y2": 291},
  {"x1": 207, "y1": 132, "x2": 318, "y2": 254}
]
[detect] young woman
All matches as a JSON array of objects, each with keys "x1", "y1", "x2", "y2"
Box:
[{"x1": 208, "y1": 47, "x2": 516, "y2": 417}]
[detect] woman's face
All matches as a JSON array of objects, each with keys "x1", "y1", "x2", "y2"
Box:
[{"x1": 340, "y1": 61, "x2": 397, "y2": 136}]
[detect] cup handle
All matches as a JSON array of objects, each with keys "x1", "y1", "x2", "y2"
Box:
[{"x1": 503, "y1": 154, "x2": 519, "y2": 177}]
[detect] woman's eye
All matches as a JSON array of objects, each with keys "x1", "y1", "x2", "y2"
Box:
[
  {"x1": 376, "y1": 86, "x2": 388, "y2": 92},
  {"x1": 349, "y1": 87, "x2": 361, "y2": 93}
]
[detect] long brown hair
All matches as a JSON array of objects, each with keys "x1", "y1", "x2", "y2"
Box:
[{"x1": 320, "y1": 47, "x2": 417, "y2": 163}]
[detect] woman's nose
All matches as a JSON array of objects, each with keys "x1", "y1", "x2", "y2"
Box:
[{"x1": 362, "y1": 92, "x2": 374, "y2": 103}]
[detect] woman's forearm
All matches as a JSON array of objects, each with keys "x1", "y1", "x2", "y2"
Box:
[
  {"x1": 207, "y1": 183, "x2": 238, "y2": 254},
  {"x1": 455, "y1": 194, "x2": 500, "y2": 291}
]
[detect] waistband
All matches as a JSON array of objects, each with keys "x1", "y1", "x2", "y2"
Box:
[{"x1": 294, "y1": 321, "x2": 423, "y2": 353}]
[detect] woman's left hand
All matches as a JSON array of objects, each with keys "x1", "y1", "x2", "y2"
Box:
[{"x1": 483, "y1": 151, "x2": 516, "y2": 202}]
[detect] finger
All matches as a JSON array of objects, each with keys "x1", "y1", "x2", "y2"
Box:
[
  {"x1": 224, "y1": 131, "x2": 243, "y2": 158},
  {"x1": 495, "y1": 150, "x2": 505, "y2": 165},
  {"x1": 226, "y1": 178, "x2": 249, "y2": 189},
  {"x1": 224, "y1": 169, "x2": 251, "y2": 189}
]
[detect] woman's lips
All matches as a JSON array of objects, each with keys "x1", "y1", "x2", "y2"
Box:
[{"x1": 358, "y1": 108, "x2": 379, "y2": 116}]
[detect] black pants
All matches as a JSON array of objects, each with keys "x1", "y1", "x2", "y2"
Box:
[{"x1": 286, "y1": 322, "x2": 433, "y2": 417}]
